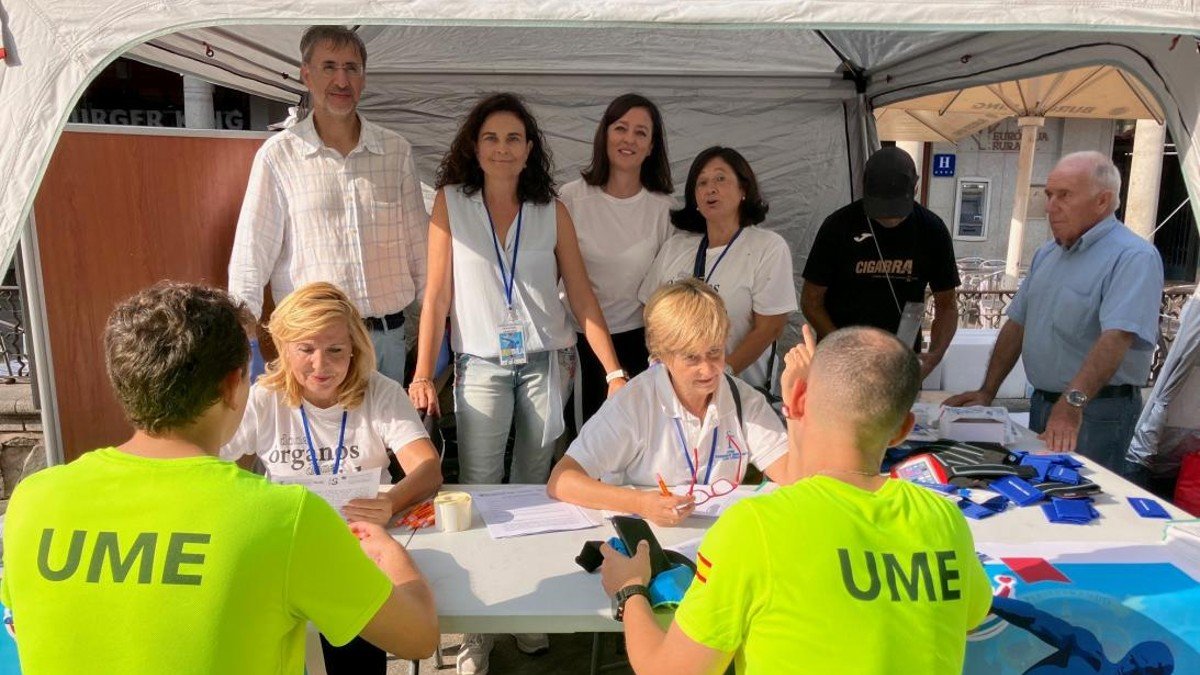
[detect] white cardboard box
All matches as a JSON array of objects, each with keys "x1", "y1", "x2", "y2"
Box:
[{"x1": 941, "y1": 416, "x2": 1008, "y2": 444}]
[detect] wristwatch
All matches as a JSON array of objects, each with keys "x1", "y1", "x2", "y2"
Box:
[
  {"x1": 1064, "y1": 389, "x2": 1089, "y2": 408},
  {"x1": 612, "y1": 584, "x2": 650, "y2": 621},
  {"x1": 605, "y1": 369, "x2": 629, "y2": 384}
]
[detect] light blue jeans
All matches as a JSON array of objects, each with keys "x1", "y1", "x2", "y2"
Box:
[
  {"x1": 454, "y1": 348, "x2": 576, "y2": 484},
  {"x1": 369, "y1": 323, "x2": 409, "y2": 385}
]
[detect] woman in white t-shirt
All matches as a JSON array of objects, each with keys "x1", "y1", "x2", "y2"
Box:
[
  {"x1": 548, "y1": 279, "x2": 796, "y2": 526},
  {"x1": 559, "y1": 94, "x2": 674, "y2": 423},
  {"x1": 222, "y1": 281, "x2": 442, "y2": 675},
  {"x1": 639, "y1": 146, "x2": 797, "y2": 391}
]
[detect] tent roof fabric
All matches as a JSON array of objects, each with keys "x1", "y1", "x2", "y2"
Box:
[{"x1": 3, "y1": 1, "x2": 1200, "y2": 273}]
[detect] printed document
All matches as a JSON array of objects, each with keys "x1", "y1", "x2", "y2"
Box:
[{"x1": 474, "y1": 485, "x2": 602, "y2": 538}]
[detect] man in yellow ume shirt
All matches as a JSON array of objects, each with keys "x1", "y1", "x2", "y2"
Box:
[{"x1": 599, "y1": 326, "x2": 993, "y2": 674}]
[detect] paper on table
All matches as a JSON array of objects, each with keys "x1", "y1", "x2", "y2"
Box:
[
  {"x1": 474, "y1": 485, "x2": 601, "y2": 538},
  {"x1": 275, "y1": 470, "x2": 379, "y2": 513}
]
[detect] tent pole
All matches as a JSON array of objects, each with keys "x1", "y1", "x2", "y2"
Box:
[
  {"x1": 1004, "y1": 116, "x2": 1046, "y2": 285},
  {"x1": 20, "y1": 214, "x2": 64, "y2": 467}
]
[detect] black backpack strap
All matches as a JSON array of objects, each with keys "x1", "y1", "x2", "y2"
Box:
[
  {"x1": 724, "y1": 373, "x2": 745, "y2": 437},
  {"x1": 763, "y1": 341, "x2": 778, "y2": 383}
]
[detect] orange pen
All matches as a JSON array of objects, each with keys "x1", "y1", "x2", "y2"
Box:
[{"x1": 656, "y1": 473, "x2": 671, "y2": 497}]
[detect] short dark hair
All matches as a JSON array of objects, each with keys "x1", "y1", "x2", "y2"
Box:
[
  {"x1": 435, "y1": 93, "x2": 556, "y2": 205},
  {"x1": 580, "y1": 94, "x2": 673, "y2": 195},
  {"x1": 300, "y1": 26, "x2": 367, "y2": 67},
  {"x1": 670, "y1": 146, "x2": 768, "y2": 233},
  {"x1": 811, "y1": 327, "x2": 920, "y2": 449},
  {"x1": 104, "y1": 282, "x2": 252, "y2": 434}
]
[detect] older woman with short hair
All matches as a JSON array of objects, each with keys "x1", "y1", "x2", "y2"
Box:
[
  {"x1": 548, "y1": 278, "x2": 794, "y2": 526},
  {"x1": 222, "y1": 281, "x2": 442, "y2": 675},
  {"x1": 639, "y1": 146, "x2": 797, "y2": 392}
]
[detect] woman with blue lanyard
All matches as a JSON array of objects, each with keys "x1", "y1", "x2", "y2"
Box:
[
  {"x1": 559, "y1": 93, "x2": 675, "y2": 423},
  {"x1": 407, "y1": 92, "x2": 625, "y2": 674},
  {"x1": 548, "y1": 278, "x2": 797, "y2": 525},
  {"x1": 639, "y1": 146, "x2": 797, "y2": 392},
  {"x1": 222, "y1": 281, "x2": 442, "y2": 675}
]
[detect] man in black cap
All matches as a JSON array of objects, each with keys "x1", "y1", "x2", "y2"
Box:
[{"x1": 800, "y1": 147, "x2": 960, "y2": 378}]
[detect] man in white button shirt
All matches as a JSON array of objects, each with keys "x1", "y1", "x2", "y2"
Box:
[{"x1": 228, "y1": 25, "x2": 428, "y2": 385}]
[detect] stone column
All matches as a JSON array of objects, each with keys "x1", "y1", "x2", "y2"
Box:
[
  {"x1": 1125, "y1": 119, "x2": 1166, "y2": 240},
  {"x1": 1004, "y1": 116, "x2": 1046, "y2": 284},
  {"x1": 182, "y1": 76, "x2": 215, "y2": 129}
]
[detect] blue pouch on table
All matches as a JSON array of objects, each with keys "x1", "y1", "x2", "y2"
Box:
[
  {"x1": 1019, "y1": 455, "x2": 1053, "y2": 482},
  {"x1": 990, "y1": 475, "x2": 1045, "y2": 506},
  {"x1": 958, "y1": 494, "x2": 1009, "y2": 520},
  {"x1": 1037, "y1": 453, "x2": 1085, "y2": 469},
  {"x1": 1128, "y1": 497, "x2": 1171, "y2": 519},
  {"x1": 1040, "y1": 497, "x2": 1099, "y2": 524},
  {"x1": 1047, "y1": 465, "x2": 1081, "y2": 485},
  {"x1": 607, "y1": 537, "x2": 694, "y2": 609}
]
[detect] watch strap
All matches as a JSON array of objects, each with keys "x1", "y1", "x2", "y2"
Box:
[
  {"x1": 613, "y1": 583, "x2": 650, "y2": 621},
  {"x1": 605, "y1": 369, "x2": 629, "y2": 384}
]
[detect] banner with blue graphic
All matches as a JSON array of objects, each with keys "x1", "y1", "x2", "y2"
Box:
[{"x1": 965, "y1": 531, "x2": 1200, "y2": 674}]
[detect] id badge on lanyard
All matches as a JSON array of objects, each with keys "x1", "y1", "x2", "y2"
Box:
[
  {"x1": 486, "y1": 195, "x2": 528, "y2": 365},
  {"x1": 498, "y1": 308, "x2": 528, "y2": 366}
]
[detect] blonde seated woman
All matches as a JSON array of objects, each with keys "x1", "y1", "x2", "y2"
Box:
[
  {"x1": 548, "y1": 278, "x2": 797, "y2": 526},
  {"x1": 222, "y1": 281, "x2": 442, "y2": 675}
]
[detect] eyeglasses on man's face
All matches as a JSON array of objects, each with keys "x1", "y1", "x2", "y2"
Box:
[{"x1": 318, "y1": 63, "x2": 364, "y2": 78}]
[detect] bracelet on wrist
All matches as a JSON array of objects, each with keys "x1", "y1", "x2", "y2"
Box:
[
  {"x1": 410, "y1": 377, "x2": 434, "y2": 387},
  {"x1": 605, "y1": 369, "x2": 628, "y2": 384}
]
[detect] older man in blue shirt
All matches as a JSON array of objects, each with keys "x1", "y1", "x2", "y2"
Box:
[{"x1": 947, "y1": 151, "x2": 1164, "y2": 488}]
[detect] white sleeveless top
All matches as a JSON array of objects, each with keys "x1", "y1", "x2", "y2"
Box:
[{"x1": 445, "y1": 185, "x2": 574, "y2": 358}]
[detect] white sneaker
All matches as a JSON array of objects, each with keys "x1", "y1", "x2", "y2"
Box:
[
  {"x1": 456, "y1": 634, "x2": 494, "y2": 675},
  {"x1": 513, "y1": 632, "x2": 550, "y2": 656}
]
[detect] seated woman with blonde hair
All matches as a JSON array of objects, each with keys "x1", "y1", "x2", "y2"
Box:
[
  {"x1": 548, "y1": 278, "x2": 797, "y2": 526},
  {"x1": 222, "y1": 281, "x2": 442, "y2": 675}
]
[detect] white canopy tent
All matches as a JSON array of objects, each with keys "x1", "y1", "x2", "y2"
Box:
[{"x1": 2, "y1": 1, "x2": 1200, "y2": 463}]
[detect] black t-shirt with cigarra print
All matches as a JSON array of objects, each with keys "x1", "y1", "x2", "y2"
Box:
[{"x1": 802, "y1": 199, "x2": 960, "y2": 340}]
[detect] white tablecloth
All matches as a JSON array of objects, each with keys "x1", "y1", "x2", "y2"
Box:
[{"x1": 400, "y1": 450, "x2": 1188, "y2": 634}]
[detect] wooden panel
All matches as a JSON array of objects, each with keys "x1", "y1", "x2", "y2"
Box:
[{"x1": 34, "y1": 131, "x2": 266, "y2": 461}]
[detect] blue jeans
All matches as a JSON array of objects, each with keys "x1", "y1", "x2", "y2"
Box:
[
  {"x1": 369, "y1": 323, "x2": 409, "y2": 385},
  {"x1": 1030, "y1": 390, "x2": 1143, "y2": 483},
  {"x1": 454, "y1": 348, "x2": 576, "y2": 484}
]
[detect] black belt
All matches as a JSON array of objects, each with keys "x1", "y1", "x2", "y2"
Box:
[
  {"x1": 1035, "y1": 384, "x2": 1138, "y2": 403},
  {"x1": 363, "y1": 311, "x2": 405, "y2": 331}
]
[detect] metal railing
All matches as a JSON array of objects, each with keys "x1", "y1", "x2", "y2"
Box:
[
  {"x1": 0, "y1": 286, "x2": 29, "y2": 379},
  {"x1": 925, "y1": 286, "x2": 1194, "y2": 385}
]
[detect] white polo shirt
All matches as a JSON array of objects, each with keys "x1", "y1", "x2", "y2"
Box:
[{"x1": 565, "y1": 363, "x2": 788, "y2": 487}]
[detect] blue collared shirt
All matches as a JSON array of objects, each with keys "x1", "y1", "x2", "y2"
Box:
[{"x1": 1007, "y1": 215, "x2": 1164, "y2": 392}]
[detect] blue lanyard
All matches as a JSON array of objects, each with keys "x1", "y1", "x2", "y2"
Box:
[
  {"x1": 692, "y1": 227, "x2": 745, "y2": 283},
  {"x1": 672, "y1": 419, "x2": 720, "y2": 485},
  {"x1": 298, "y1": 406, "x2": 348, "y2": 476},
  {"x1": 483, "y1": 195, "x2": 524, "y2": 309}
]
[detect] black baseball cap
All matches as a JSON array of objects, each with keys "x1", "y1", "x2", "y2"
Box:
[{"x1": 863, "y1": 147, "x2": 917, "y2": 220}]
